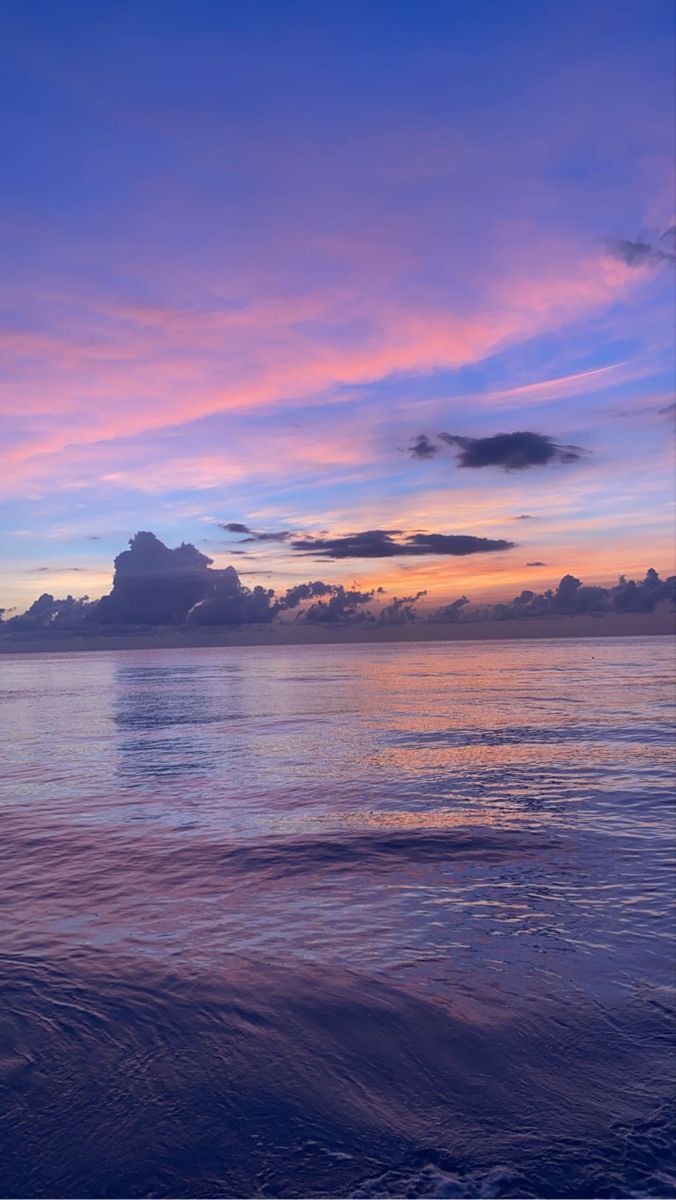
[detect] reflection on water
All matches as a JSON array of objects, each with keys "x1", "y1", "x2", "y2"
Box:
[{"x1": 0, "y1": 637, "x2": 674, "y2": 1198}]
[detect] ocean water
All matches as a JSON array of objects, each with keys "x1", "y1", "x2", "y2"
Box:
[{"x1": 0, "y1": 636, "x2": 674, "y2": 1199}]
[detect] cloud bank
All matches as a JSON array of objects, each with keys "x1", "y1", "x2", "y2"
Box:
[
  {"x1": 1, "y1": 534, "x2": 673, "y2": 635},
  {"x1": 435, "y1": 568, "x2": 676, "y2": 622}
]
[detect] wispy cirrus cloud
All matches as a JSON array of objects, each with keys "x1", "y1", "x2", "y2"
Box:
[{"x1": 0, "y1": 248, "x2": 643, "y2": 495}]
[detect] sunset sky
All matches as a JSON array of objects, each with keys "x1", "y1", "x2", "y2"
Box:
[{"x1": 1, "y1": 0, "x2": 675, "y2": 614}]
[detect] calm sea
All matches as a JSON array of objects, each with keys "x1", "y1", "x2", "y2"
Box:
[{"x1": 1, "y1": 637, "x2": 675, "y2": 1199}]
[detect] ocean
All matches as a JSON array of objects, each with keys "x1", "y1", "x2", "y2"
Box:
[{"x1": 1, "y1": 636, "x2": 674, "y2": 1199}]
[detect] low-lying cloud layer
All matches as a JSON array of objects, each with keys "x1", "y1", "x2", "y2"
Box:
[
  {"x1": 435, "y1": 568, "x2": 676, "y2": 622},
  {"x1": 2, "y1": 534, "x2": 673, "y2": 635}
]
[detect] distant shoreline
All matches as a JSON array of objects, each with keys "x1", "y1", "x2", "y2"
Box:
[{"x1": 1, "y1": 610, "x2": 674, "y2": 655}]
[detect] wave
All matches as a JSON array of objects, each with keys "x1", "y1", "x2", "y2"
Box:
[
  {"x1": 0, "y1": 823, "x2": 559, "y2": 888},
  {"x1": 0, "y1": 952, "x2": 673, "y2": 1198},
  {"x1": 389, "y1": 722, "x2": 676, "y2": 748}
]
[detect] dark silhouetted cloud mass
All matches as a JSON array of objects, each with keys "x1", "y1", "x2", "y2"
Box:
[
  {"x1": 219, "y1": 522, "x2": 291, "y2": 543},
  {"x1": 434, "y1": 596, "x2": 470, "y2": 623},
  {"x1": 5, "y1": 592, "x2": 92, "y2": 630},
  {"x1": 291, "y1": 529, "x2": 515, "y2": 559},
  {"x1": 438, "y1": 431, "x2": 584, "y2": 470},
  {"x1": 408, "y1": 435, "x2": 439, "y2": 459},
  {"x1": 303, "y1": 587, "x2": 375, "y2": 624},
  {"x1": 379, "y1": 591, "x2": 427, "y2": 623},
  {"x1": 2, "y1": 535, "x2": 673, "y2": 634},
  {"x1": 279, "y1": 581, "x2": 334, "y2": 610},
  {"x1": 471, "y1": 568, "x2": 675, "y2": 621}
]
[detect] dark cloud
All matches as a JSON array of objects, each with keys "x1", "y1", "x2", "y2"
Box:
[
  {"x1": 605, "y1": 227, "x2": 676, "y2": 268},
  {"x1": 408, "y1": 434, "x2": 439, "y2": 459},
  {"x1": 608, "y1": 238, "x2": 657, "y2": 266},
  {"x1": 28, "y1": 566, "x2": 83, "y2": 574},
  {"x1": 378, "y1": 591, "x2": 427, "y2": 623},
  {"x1": 409, "y1": 533, "x2": 515, "y2": 555},
  {"x1": 97, "y1": 532, "x2": 216, "y2": 625},
  {"x1": 514, "y1": 514, "x2": 533, "y2": 520},
  {"x1": 219, "y1": 522, "x2": 291, "y2": 543},
  {"x1": 5, "y1": 592, "x2": 92, "y2": 631},
  {"x1": 94, "y1": 532, "x2": 280, "y2": 627},
  {"x1": 186, "y1": 567, "x2": 278, "y2": 626},
  {"x1": 434, "y1": 596, "x2": 470, "y2": 623},
  {"x1": 437, "y1": 431, "x2": 584, "y2": 471},
  {"x1": 4, "y1": 534, "x2": 673, "y2": 637},
  {"x1": 611, "y1": 568, "x2": 675, "y2": 614},
  {"x1": 290, "y1": 529, "x2": 515, "y2": 559},
  {"x1": 279, "y1": 581, "x2": 334, "y2": 610},
  {"x1": 303, "y1": 586, "x2": 375, "y2": 624},
  {"x1": 526, "y1": 561, "x2": 546, "y2": 567},
  {"x1": 453, "y1": 568, "x2": 675, "y2": 623},
  {"x1": 240, "y1": 532, "x2": 291, "y2": 543},
  {"x1": 281, "y1": 580, "x2": 404, "y2": 623}
]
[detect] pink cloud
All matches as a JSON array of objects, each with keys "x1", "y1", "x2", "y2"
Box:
[{"x1": 0, "y1": 246, "x2": 644, "y2": 496}]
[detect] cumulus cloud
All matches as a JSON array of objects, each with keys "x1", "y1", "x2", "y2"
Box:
[
  {"x1": 378, "y1": 590, "x2": 427, "y2": 623},
  {"x1": 434, "y1": 596, "x2": 470, "y2": 623},
  {"x1": 3, "y1": 532, "x2": 430, "y2": 630},
  {"x1": 279, "y1": 581, "x2": 334, "y2": 609},
  {"x1": 290, "y1": 529, "x2": 515, "y2": 559},
  {"x1": 280, "y1": 580, "x2": 426, "y2": 624},
  {"x1": 437, "y1": 431, "x2": 584, "y2": 470},
  {"x1": 87, "y1": 531, "x2": 279, "y2": 627},
  {"x1": 97, "y1": 531, "x2": 216, "y2": 625},
  {"x1": 187, "y1": 570, "x2": 278, "y2": 627},
  {"x1": 303, "y1": 586, "x2": 375, "y2": 624},
  {"x1": 455, "y1": 568, "x2": 675, "y2": 622},
  {"x1": 2, "y1": 534, "x2": 673, "y2": 636},
  {"x1": 5, "y1": 592, "x2": 92, "y2": 630}
]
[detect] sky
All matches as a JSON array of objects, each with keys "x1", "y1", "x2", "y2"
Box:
[{"x1": 1, "y1": 0, "x2": 675, "y2": 615}]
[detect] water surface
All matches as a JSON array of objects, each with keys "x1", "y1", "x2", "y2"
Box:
[{"x1": 1, "y1": 637, "x2": 675, "y2": 1197}]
